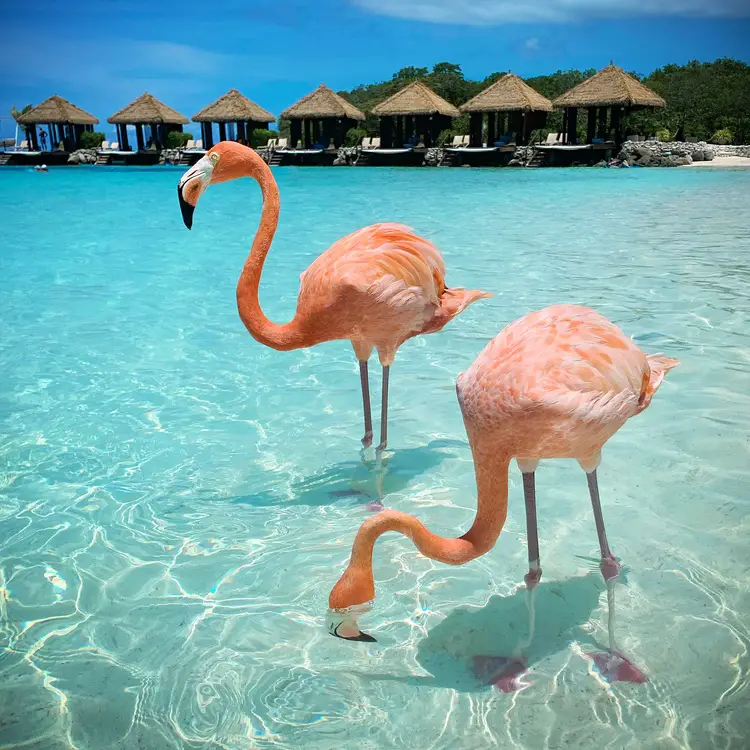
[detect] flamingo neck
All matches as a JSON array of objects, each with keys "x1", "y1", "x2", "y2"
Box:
[
  {"x1": 235, "y1": 153, "x2": 306, "y2": 351},
  {"x1": 329, "y1": 444, "x2": 511, "y2": 610}
]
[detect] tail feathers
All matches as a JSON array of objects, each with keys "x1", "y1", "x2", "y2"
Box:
[
  {"x1": 637, "y1": 354, "x2": 680, "y2": 414},
  {"x1": 418, "y1": 287, "x2": 492, "y2": 336}
]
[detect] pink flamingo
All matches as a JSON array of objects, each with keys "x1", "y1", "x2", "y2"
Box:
[
  {"x1": 328, "y1": 305, "x2": 678, "y2": 685},
  {"x1": 178, "y1": 142, "x2": 490, "y2": 451}
]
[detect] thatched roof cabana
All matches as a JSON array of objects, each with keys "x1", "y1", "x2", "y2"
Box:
[
  {"x1": 17, "y1": 95, "x2": 98, "y2": 151},
  {"x1": 552, "y1": 63, "x2": 666, "y2": 145},
  {"x1": 108, "y1": 93, "x2": 188, "y2": 151},
  {"x1": 281, "y1": 85, "x2": 364, "y2": 149},
  {"x1": 193, "y1": 89, "x2": 274, "y2": 148},
  {"x1": 371, "y1": 81, "x2": 459, "y2": 149},
  {"x1": 460, "y1": 73, "x2": 552, "y2": 146}
]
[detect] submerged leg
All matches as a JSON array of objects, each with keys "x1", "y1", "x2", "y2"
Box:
[
  {"x1": 475, "y1": 464, "x2": 539, "y2": 692},
  {"x1": 359, "y1": 361, "x2": 373, "y2": 449},
  {"x1": 376, "y1": 365, "x2": 390, "y2": 452},
  {"x1": 585, "y1": 467, "x2": 647, "y2": 683}
]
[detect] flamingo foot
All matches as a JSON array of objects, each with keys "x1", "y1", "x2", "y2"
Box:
[
  {"x1": 591, "y1": 651, "x2": 647, "y2": 683},
  {"x1": 473, "y1": 656, "x2": 530, "y2": 692},
  {"x1": 327, "y1": 605, "x2": 376, "y2": 643},
  {"x1": 361, "y1": 431, "x2": 373, "y2": 449}
]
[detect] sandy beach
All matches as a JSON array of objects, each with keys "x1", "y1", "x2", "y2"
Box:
[{"x1": 685, "y1": 155, "x2": 750, "y2": 167}]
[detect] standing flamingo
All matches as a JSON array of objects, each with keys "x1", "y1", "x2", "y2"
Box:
[
  {"x1": 178, "y1": 142, "x2": 490, "y2": 451},
  {"x1": 328, "y1": 305, "x2": 678, "y2": 684}
]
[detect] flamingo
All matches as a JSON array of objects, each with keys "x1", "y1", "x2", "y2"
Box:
[
  {"x1": 177, "y1": 142, "x2": 490, "y2": 451},
  {"x1": 328, "y1": 305, "x2": 678, "y2": 684}
]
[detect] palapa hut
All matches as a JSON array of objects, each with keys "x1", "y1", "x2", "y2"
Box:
[
  {"x1": 192, "y1": 89, "x2": 274, "y2": 149},
  {"x1": 553, "y1": 63, "x2": 666, "y2": 146},
  {"x1": 372, "y1": 81, "x2": 459, "y2": 148},
  {"x1": 17, "y1": 95, "x2": 99, "y2": 151},
  {"x1": 281, "y1": 84, "x2": 364, "y2": 150},
  {"x1": 460, "y1": 73, "x2": 552, "y2": 147},
  {"x1": 108, "y1": 93, "x2": 189, "y2": 151}
]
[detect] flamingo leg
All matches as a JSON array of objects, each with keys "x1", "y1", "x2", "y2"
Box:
[
  {"x1": 585, "y1": 470, "x2": 648, "y2": 683},
  {"x1": 585, "y1": 470, "x2": 619, "y2": 581},
  {"x1": 376, "y1": 365, "x2": 390, "y2": 452},
  {"x1": 359, "y1": 361, "x2": 373, "y2": 448}
]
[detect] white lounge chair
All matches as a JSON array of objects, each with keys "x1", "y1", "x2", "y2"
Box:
[
  {"x1": 100, "y1": 141, "x2": 110, "y2": 150},
  {"x1": 462, "y1": 135, "x2": 471, "y2": 146},
  {"x1": 276, "y1": 138, "x2": 288, "y2": 150},
  {"x1": 17, "y1": 140, "x2": 29, "y2": 150},
  {"x1": 195, "y1": 140, "x2": 203, "y2": 150},
  {"x1": 185, "y1": 140, "x2": 196, "y2": 150},
  {"x1": 361, "y1": 137, "x2": 371, "y2": 149},
  {"x1": 544, "y1": 133, "x2": 561, "y2": 144},
  {"x1": 448, "y1": 135, "x2": 464, "y2": 148},
  {"x1": 110, "y1": 142, "x2": 119, "y2": 150},
  {"x1": 370, "y1": 137, "x2": 381, "y2": 149}
]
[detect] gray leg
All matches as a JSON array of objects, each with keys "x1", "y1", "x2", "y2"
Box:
[
  {"x1": 376, "y1": 365, "x2": 390, "y2": 452},
  {"x1": 522, "y1": 472, "x2": 542, "y2": 589},
  {"x1": 359, "y1": 361, "x2": 373, "y2": 448},
  {"x1": 586, "y1": 470, "x2": 619, "y2": 581}
]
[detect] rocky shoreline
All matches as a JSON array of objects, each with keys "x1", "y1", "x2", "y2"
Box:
[{"x1": 615, "y1": 141, "x2": 750, "y2": 167}]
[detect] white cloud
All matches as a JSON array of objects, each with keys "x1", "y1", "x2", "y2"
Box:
[
  {"x1": 349, "y1": 0, "x2": 749, "y2": 24},
  {"x1": 524, "y1": 37, "x2": 540, "y2": 51}
]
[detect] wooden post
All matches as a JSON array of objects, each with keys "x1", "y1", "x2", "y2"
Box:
[
  {"x1": 611, "y1": 106, "x2": 622, "y2": 144},
  {"x1": 561, "y1": 109, "x2": 568, "y2": 144},
  {"x1": 218, "y1": 122, "x2": 227, "y2": 142},
  {"x1": 487, "y1": 112, "x2": 496, "y2": 146},
  {"x1": 304, "y1": 119, "x2": 312, "y2": 148},
  {"x1": 469, "y1": 112, "x2": 482, "y2": 147},
  {"x1": 568, "y1": 107, "x2": 578, "y2": 145},
  {"x1": 236, "y1": 121, "x2": 245, "y2": 142},
  {"x1": 586, "y1": 107, "x2": 597, "y2": 143},
  {"x1": 395, "y1": 116, "x2": 404, "y2": 147},
  {"x1": 290, "y1": 119, "x2": 302, "y2": 149},
  {"x1": 120, "y1": 124, "x2": 130, "y2": 151},
  {"x1": 136, "y1": 124, "x2": 145, "y2": 151},
  {"x1": 28, "y1": 124, "x2": 39, "y2": 150},
  {"x1": 597, "y1": 107, "x2": 608, "y2": 139},
  {"x1": 380, "y1": 116, "x2": 393, "y2": 148}
]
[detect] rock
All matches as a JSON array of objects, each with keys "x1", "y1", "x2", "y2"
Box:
[
  {"x1": 704, "y1": 150, "x2": 714, "y2": 161},
  {"x1": 67, "y1": 153, "x2": 79, "y2": 164},
  {"x1": 506, "y1": 158, "x2": 523, "y2": 167},
  {"x1": 593, "y1": 160, "x2": 607, "y2": 168}
]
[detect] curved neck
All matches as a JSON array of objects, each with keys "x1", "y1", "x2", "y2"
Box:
[
  {"x1": 235, "y1": 152, "x2": 307, "y2": 351},
  {"x1": 328, "y1": 442, "x2": 511, "y2": 609}
]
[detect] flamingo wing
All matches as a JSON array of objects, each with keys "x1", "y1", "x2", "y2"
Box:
[{"x1": 300, "y1": 223, "x2": 446, "y2": 311}]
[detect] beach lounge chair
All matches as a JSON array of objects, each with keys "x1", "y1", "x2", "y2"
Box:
[
  {"x1": 370, "y1": 137, "x2": 381, "y2": 149},
  {"x1": 277, "y1": 138, "x2": 288, "y2": 150},
  {"x1": 185, "y1": 140, "x2": 196, "y2": 150},
  {"x1": 447, "y1": 135, "x2": 464, "y2": 148},
  {"x1": 461, "y1": 135, "x2": 470, "y2": 146},
  {"x1": 110, "y1": 142, "x2": 119, "y2": 151},
  {"x1": 361, "y1": 137, "x2": 371, "y2": 149},
  {"x1": 100, "y1": 141, "x2": 110, "y2": 150},
  {"x1": 17, "y1": 140, "x2": 29, "y2": 150},
  {"x1": 195, "y1": 140, "x2": 203, "y2": 150},
  {"x1": 263, "y1": 138, "x2": 276, "y2": 150},
  {"x1": 544, "y1": 133, "x2": 561, "y2": 145}
]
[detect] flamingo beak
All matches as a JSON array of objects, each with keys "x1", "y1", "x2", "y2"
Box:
[{"x1": 177, "y1": 155, "x2": 214, "y2": 229}]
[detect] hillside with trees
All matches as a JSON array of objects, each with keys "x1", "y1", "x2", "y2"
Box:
[{"x1": 330, "y1": 58, "x2": 749, "y2": 144}]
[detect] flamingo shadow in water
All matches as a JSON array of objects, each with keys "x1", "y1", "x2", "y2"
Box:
[
  {"x1": 348, "y1": 569, "x2": 641, "y2": 693},
  {"x1": 231, "y1": 439, "x2": 466, "y2": 509}
]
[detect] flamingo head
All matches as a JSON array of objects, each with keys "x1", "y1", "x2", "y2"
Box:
[{"x1": 177, "y1": 142, "x2": 253, "y2": 229}]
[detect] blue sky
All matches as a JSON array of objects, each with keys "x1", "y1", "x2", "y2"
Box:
[{"x1": 2, "y1": 0, "x2": 748, "y2": 139}]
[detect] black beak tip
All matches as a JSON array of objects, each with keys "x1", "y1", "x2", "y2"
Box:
[
  {"x1": 178, "y1": 184, "x2": 194, "y2": 230},
  {"x1": 330, "y1": 623, "x2": 377, "y2": 642}
]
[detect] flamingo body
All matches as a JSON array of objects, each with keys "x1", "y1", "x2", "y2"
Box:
[{"x1": 457, "y1": 304, "x2": 678, "y2": 468}]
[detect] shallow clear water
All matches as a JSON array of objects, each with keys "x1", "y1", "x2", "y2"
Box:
[{"x1": 1, "y1": 164, "x2": 750, "y2": 749}]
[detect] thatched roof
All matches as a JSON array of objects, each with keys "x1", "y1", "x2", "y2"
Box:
[
  {"x1": 553, "y1": 64, "x2": 666, "y2": 109},
  {"x1": 372, "y1": 81, "x2": 460, "y2": 118},
  {"x1": 107, "y1": 93, "x2": 189, "y2": 125},
  {"x1": 281, "y1": 84, "x2": 365, "y2": 121},
  {"x1": 193, "y1": 89, "x2": 274, "y2": 123},
  {"x1": 18, "y1": 95, "x2": 99, "y2": 125},
  {"x1": 460, "y1": 74, "x2": 552, "y2": 113}
]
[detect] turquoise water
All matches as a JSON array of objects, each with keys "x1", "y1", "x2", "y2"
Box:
[{"x1": 1, "y1": 164, "x2": 749, "y2": 749}]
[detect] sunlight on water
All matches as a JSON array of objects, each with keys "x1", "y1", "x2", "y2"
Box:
[{"x1": 1, "y1": 165, "x2": 749, "y2": 749}]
